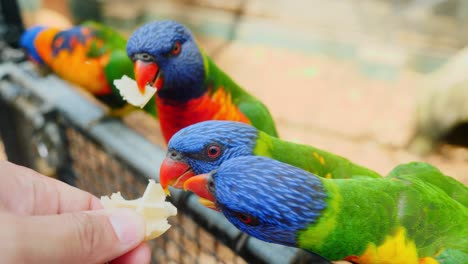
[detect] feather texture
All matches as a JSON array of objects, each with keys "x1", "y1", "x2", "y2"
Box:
[
  {"x1": 20, "y1": 21, "x2": 155, "y2": 113},
  {"x1": 126, "y1": 20, "x2": 278, "y2": 142},
  {"x1": 164, "y1": 120, "x2": 380, "y2": 181},
  {"x1": 200, "y1": 156, "x2": 468, "y2": 263}
]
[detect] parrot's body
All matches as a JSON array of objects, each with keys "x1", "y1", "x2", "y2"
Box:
[
  {"x1": 20, "y1": 22, "x2": 157, "y2": 116},
  {"x1": 184, "y1": 156, "x2": 468, "y2": 264},
  {"x1": 159, "y1": 121, "x2": 381, "y2": 194},
  {"x1": 126, "y1": 20, "x2": 277, "y2": 142}
]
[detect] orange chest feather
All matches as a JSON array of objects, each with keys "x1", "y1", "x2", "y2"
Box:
[
  {"x1": 157, "y1": 87, "x2": 251, "y2": 142},
  {"x1": 41, "y1": 39, "x2": 111, "y2": 95}
]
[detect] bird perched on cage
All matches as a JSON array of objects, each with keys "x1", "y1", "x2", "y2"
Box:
[
  {"x1": 125, "y1": 20, "x2": 278, "y2": 143},
  {"x1": 184, "y1": 156, "x2": 468, "y2": 264},
  {"x1": 19, "y1": 21, "x2": 157, "y2": 118},
  {"x1": 159, "y1": 120, "x2": 381, "y2": 196}
]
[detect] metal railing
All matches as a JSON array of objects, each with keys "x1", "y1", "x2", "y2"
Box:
[{"x1": 0, "y1": 60, "x2": 328, "y2": 264}]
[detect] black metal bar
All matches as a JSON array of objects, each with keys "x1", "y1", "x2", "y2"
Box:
[
  {"x1": 0, "y1": 0, "x2": 24, "y2": 48},
  {"x1": 0, "y1": 73, "x2": 36, "y2": 167},
  {"x1": 0, "y1": 82, "x2": 25, "y2": 164}
]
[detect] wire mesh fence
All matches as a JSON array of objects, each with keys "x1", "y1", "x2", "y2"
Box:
[
  {"x1": 65, "y1": 127, "x2": 247, "y2": 264},
  {"x1": 0, "y1": 61, "x2": 328, "y2": 264},
  {"x1": 0, "y1": 2, "x2": 326, "y2": 260}
]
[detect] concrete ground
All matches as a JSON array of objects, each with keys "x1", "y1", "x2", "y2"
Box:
[
  {"x1": 11, "y1": 0, "x2": 467, "y2": 184},
  {"x1": 201, "y1": 38, "x2": 468, "y2": 184},
  {"x1": 126, "y1": 35, "x2": 468, "y2": 184},
  {"x1": 124, "y1": 0, "x2": 468, "y2": 184}
]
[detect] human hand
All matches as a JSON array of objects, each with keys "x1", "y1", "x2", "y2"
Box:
[{"x1": 0, "y1": 160, "x2": 151, "y2": 264}]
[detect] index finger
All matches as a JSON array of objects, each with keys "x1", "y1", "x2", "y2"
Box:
[{"x1": 0, "y1": 160, "x2": 103, "y2": 215}]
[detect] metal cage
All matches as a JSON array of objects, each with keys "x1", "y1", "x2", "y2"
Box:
[
  {"x1": 0, "y1": 60, "x2": 328, "y2": 264},
  {"x1": 0, "y1": 0, "x2": 331, "y2": 262}
]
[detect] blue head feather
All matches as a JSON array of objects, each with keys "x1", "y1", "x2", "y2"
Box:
[
  {"x1": 126, "y1": 20, "x2": 205, "y2": 101},
  {"x1": 167, "y1": 121, "x2": 259, "y2": 174},
  {"x1": 212, "y1": 156, "x2": 327, "y2": 247},
  {"x1": 20, "y1": 26, "x2": 47, "y2": 65}
]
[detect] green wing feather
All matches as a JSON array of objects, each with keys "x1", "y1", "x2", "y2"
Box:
[
  {"x1": 84, "y1": 21, "x2": 158, "y2": 117},
  {"x1": 102, "y1": 49, "x2": 133, "y2": 109},
  {"x1": 298, "y1": 162, "x2": 467, "y2": 261},
  {"x1": 81, "y1": 20, "x2": 127, "y2": 51},
  {"x1": 385, "y1": 163, "x2": 468, "y2": 258},
  {"x1": 253, "y1": 130, "x2": 381, "y2": 179},
  {"x1": 298, "y1": 177, "x2": 400, "y2": 259},
  {"x1": 386, "y1": 162, "x2": 468, "y2": 207},
  {"x1": 435, "y1": 248, "x2": 468, "y2": 264},
  {"x1": 202, "y1": 52, "x2": 278, "y2": 137}
]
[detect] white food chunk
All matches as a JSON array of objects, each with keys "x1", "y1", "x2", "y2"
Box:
[
  {"x1": 114, "y1": 75, "x2": 156, "y2": 108},
  {"x1": 101, "y1": 180, "x2": 177, "y2": 240}
]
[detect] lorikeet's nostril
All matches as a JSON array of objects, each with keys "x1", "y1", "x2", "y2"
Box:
[{"x1": 168, "y1": 149, "x2": 182, "y2": 160}]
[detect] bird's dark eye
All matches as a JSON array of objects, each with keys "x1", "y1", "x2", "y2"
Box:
[
  {"x1": 235, "y1": 212, "x2": 259, "y2": 226},
  {"x1": 171, "y1": 41, "x2": 181, "y2": 56},
  {"x1": 207, "y1": 145, "x2": 221, "y2": 159}
]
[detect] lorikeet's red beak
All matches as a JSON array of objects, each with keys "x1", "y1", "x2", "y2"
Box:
[
  {"x1": 159, "y1": 156, "x2": 195, "y2": 195},
  {"x1": 183, "y1": 173, "x2": 218, "y2": 211},
  {"x1": 134, "y1": 60, "x2": 163, "y2": 94}
]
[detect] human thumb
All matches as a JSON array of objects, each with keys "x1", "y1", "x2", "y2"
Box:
[{"x1": 8, "y1": 208, "x2": 146, "y2": 264}]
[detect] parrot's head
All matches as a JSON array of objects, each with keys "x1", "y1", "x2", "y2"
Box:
[
  {"x1": 159, "y1": 120, "x2": 259, "y2": 196},
  {"x1": 184, "y1": 156, "x2": 328, "y2": 247},
  {"x1": 20, "y1": 26, "x2": 47, "y2": 65},
  {"x1": 126, "y1": 20, "x2": 205, "y2": 101}
]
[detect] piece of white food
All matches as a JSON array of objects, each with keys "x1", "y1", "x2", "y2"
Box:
[
  {"x1": 114, "y1": 75, "x2": 157, "y2": 108},
  {"x1": 101, "y1": 180, "x2": 177, "y2": 240}
]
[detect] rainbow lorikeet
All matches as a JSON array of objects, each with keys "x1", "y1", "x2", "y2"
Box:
[
  {"x1": 184, "y1": 156, "x2": 468, "y2": 264},
  {"x1": 126, "y1": 20, "x2": 278, "y2": 143},
  {"x1": 159, "y1": 121, "x2": 381, "y2": 196},
  {"x1": 19, "y1": 21, "x2": 157, "y2": 117}
]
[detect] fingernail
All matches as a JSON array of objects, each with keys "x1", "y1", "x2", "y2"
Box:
[{"x1": 109, "y1": 209, "x2": 145, "y2": 245}]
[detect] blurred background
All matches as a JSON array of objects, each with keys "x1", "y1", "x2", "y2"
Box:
[
  {"x1": 1, "y1": 0, "x2": 468, "y2": 263},
  {"x1": 10, "y1": 0, "x2": 468, "y2": 182}
]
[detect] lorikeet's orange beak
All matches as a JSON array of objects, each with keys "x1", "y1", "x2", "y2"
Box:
[
  {"x1": 134, "y1": 60, "x2": 163, "y2": 94},
  {"x1": 183, "y1": 173, "x2": 218, "y2": 211},
  {"x1": 159, "y1": 156, "x2": 195, "y2": 195}
]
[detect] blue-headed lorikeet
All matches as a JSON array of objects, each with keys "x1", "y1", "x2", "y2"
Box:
[
  {"x1": 184, "y1": 156, "x2": 468, "y2": 264},
  {"x1": 159, "y1": 121, "x2": 381, "y2": 196},
  {"x1": 126, "y1": 20, "x2": 278, "y2": 143},
  {"x1": 19, "y1": 21, "x2": 157, "y2": 117}
]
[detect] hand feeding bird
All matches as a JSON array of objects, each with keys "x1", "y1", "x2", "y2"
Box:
[
  {"x1": 184, "y1": 156, "x2": 468, "y2": 264},
  {"x1": 159, "y1": 120, "x2": 381, "y2": 197},
  {"x1": 125, "y1": 20, "x2": 278, "y2": 143},
  {"x1": 20, "y1": 21, "x2": 158, "y2": 118}
]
